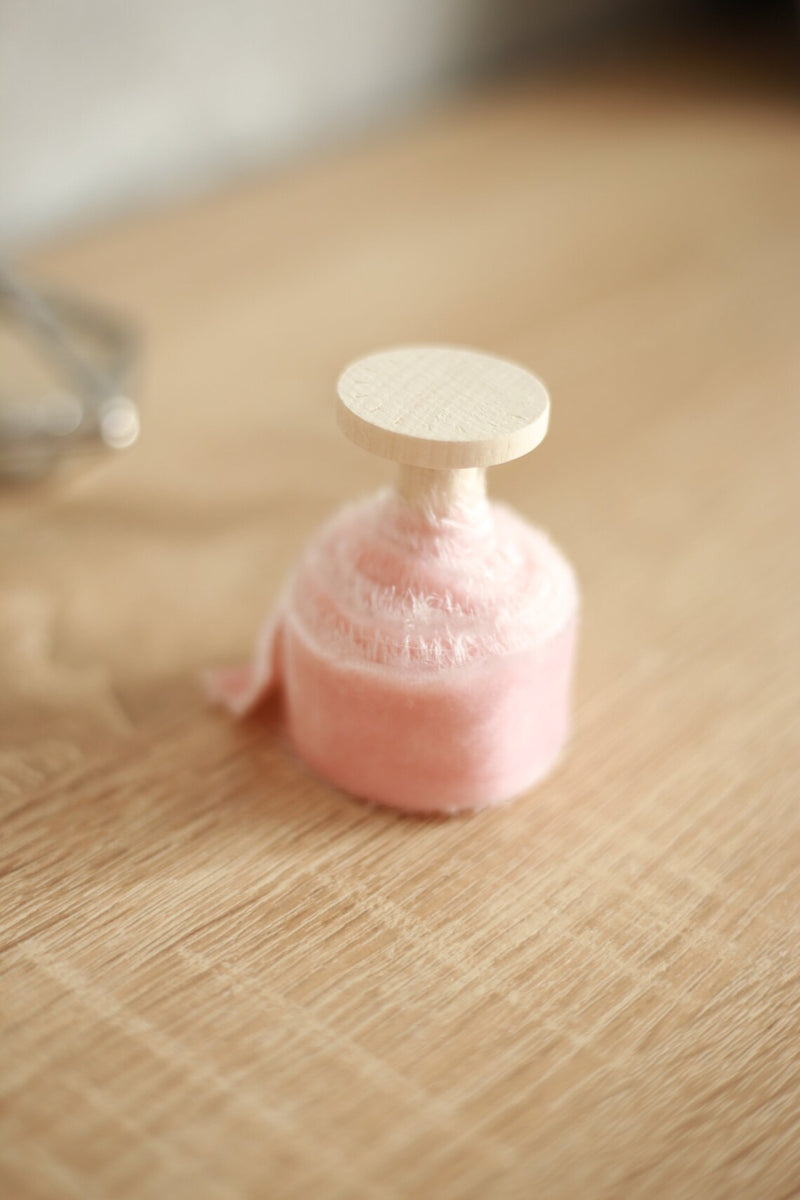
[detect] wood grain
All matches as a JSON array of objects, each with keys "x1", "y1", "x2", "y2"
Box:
[
  {"x1": 337, "y1": 346, "x2": 550, "y2": 468},
  {"x1": 2, "y1": 45, "x2": 800, "y2": 1200}
]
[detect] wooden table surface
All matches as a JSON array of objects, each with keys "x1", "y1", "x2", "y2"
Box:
[{"x1": 2, "y1": 45, "x2": 799, "y2": 1200}]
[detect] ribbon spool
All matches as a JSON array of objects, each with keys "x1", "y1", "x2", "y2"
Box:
[{"x1": 212, "y1": 346, "x2": 579, "y2": 815}]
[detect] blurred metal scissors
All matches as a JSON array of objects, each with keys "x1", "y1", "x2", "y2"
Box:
[{"x1": 0, "y1": 261, "x2": 140, "y2": 480}]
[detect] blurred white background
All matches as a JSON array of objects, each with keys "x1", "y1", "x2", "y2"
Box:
[{"x1": 1, "y1": 0, "x2": 670, "y2": 246}]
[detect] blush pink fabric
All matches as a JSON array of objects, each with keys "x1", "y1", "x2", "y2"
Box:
[{"x1": 208, "y1": 489, "x2": 578, "y2": 814}]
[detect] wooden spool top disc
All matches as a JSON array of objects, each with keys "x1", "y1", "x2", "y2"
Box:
[{"x1": 337, "y1": 346, "x2": 550, "y2": 470}]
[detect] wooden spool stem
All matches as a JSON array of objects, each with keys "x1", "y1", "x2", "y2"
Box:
[{"x1": 397, "y1": 464, "x2": 486, "y2": 516}]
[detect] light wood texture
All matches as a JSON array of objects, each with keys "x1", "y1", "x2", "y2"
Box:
[
  {"x1": 2, "y1": 44, "x2": 800, "y2": 1200},
  {"x1": 338, "y1": 346, "x2": 549, "y2": 512},
  {"x1": 395, "y1": 464, "x2": 487, "y2": 515},
  {"x1": 337, "y1": 346, "x2": 550, "y2": 468}
]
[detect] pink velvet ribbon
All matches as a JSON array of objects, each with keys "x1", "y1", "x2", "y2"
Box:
[{"x1": 208, "y1": 489, "x2": 578, "y2": 814}]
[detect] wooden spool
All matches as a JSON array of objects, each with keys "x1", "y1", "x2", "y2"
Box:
[{"x1": 337, "y1": 346, "x2": 550, "y2": 510}]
